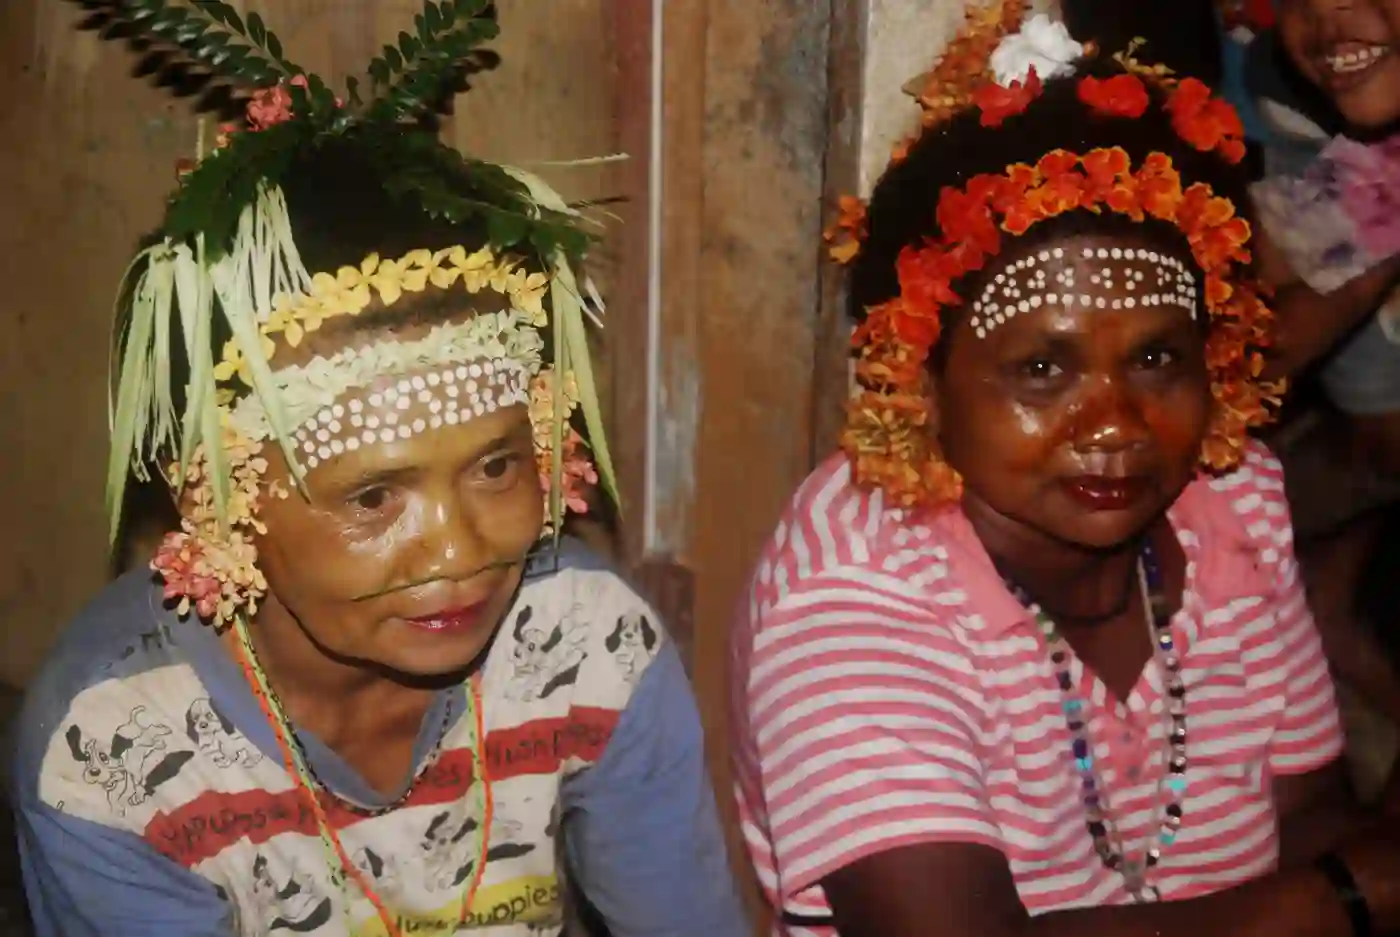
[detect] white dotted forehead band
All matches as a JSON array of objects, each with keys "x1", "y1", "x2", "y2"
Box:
[
  {"x1": 969, "y1": 245, "x2": 1198, "y2": 340},
  {"x1": 227, "y1": 310, "x2": 543, "y2": 445},
  {"x1": 294, "y1": 360, "x2": 530, "y2": 470}
]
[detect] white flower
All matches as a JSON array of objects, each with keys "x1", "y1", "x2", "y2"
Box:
[{"x1": 989, "y1": 14, "x2": 1084, "y2": 86}]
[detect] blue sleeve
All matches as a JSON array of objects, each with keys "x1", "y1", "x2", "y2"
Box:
[
  {"x1": 560, "y1": 644, "x2": 749, "y2": 937},
  {"x1": 16, "y1": 798, "x2": 232, "y2": 937}
]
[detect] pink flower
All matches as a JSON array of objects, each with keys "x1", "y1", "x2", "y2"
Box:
[
  {"x1": 1330, "y1": 137, "x2": 1400, "y2": 257},
  {"x1": 538, "y1": 430, "x2": 599, "y2": 516},
  {"x1": 245, "y1": 74, "x2": 307, "y2": 130},
  {"x1": 152, "y1": 531, "x2": 223, "y2": 619}
]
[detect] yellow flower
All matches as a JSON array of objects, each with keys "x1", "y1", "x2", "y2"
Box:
[
  {"x1": 459, "y1": 246, "x2": 497, "y2": 293},
  {"x1": 428, "y1": 248, "x2": 463, "y2": 289},
  {"x1": 488, "y1": 261, "x2": 515, "y2": 295},
  {"x1": 506, "y1": 269, "x2": 551, "y2": 326},
  {"x1": 368, "y1": 258, "x2": 407, "y2": 306},
  {"x1": 213, "y1": 335, "x2": 277, "y2": 385},
  {"x1": 264, "y1": 295, "x2": 306, "y2": 347}
]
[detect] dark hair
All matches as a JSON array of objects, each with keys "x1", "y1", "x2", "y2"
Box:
[
  {"x1": 1060, "y1": 0, "x2": 1223, "y2": 87},
  {"x1": 277, "y1": 133, "x2": 496, "y2": 277},
  {"x1": 849, "y1": 52, "x2": 1253, "y2": 325}
]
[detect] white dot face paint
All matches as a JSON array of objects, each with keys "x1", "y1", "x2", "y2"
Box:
[
  {"x1": 969, "y1": 241, "x2": 1198, "y2": 340},
  {"x1": 291, "y1": 359, "x2": 532, "y2": 475}
]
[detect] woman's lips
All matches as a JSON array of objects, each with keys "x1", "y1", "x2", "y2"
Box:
[
  {"x1": 1059, "y1": 476, "x2": 1148, "y2": 512},
  {"x1": 405, "y1": 603, "x2": 488, "y2": 633}
]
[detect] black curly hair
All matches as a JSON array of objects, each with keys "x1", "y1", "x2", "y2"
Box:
[{"x1": 849, "y1": 51, "x2": 1254, "y2": 335}]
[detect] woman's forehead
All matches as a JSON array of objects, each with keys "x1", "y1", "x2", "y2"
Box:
[
  {"x1": 292, "y1": 359, "x2": 533, "y2": 474},
  {"x1": 966, "y1": 232, "x2": 1198, "y2": 341}
]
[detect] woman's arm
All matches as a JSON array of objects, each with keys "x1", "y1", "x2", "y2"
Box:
[
  {"x1": 16, "y1": 797, "x2": 233, "y2": 937},
  {"x1": 561, "y1": 644, "x2": 750, "y2": 937},
  {"x1": 824, "y1": 825, "x2": 1400, "y2": 937},
  {"x1": 1254, "y1": 225, "x2": 1400, "y2": 381}
]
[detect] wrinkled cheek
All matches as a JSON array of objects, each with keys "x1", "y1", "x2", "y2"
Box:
[{"x1": 259, "y1": 513, "x2": 402, "y2": 619}]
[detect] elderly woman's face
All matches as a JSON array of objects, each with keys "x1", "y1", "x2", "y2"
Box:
[
  {"x1": 251, "y1": 319, "x2": 544, "y2": 679},
  {"x1": 1278, "y1": 0, "x2": 1400, "y2": 129},
  {"x1": 935, "y1": 233, "x2": 1210, "y2": 550}
]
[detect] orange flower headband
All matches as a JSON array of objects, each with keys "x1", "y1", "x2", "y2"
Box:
[{"x1": 835, "y1": 41, "x2": 1274, "y2": 509}]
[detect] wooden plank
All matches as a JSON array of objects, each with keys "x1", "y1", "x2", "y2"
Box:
[
  {"x1": 609, "y1": 0, "x2": 656, "y2": 566},
  {"x1": 666, "y1": 1, "x2": 839, "y2": 930},
  {"x1": 810, "y1": 0, "x2": 870, "y2": 461}
]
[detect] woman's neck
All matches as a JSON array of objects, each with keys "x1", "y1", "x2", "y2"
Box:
[
  {"x1": 227, "y1": 598, "x2": 435, "y2": 735},
  {"x1": 962, "y1": 495, "x2": 1148, "y2": 622}
]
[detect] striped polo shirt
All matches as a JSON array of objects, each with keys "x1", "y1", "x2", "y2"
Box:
[{"x1": 730, "y1": 441, "x2": 1343, "y2": 933}]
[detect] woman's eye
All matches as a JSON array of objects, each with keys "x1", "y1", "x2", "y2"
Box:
[
  {"x1": 351, "y1": 487, "x2": 391, "y2": 511},
  {"x1": 1019, "y1": 358, "x2": 1064, "y2": 381},
  {"x1": 1137, "y1": 347, "x2": 1177, "y2": 370},
  {"x1": 475, "y1": 451, "x2": 526, "y2": 487}
]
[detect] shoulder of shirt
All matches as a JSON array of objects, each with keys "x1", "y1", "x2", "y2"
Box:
[
  {"x1": 747, "y1": 452, "x2": 962, "y2": 609},
  {"x1": 518, "y1": 536, "x2": 667, "y2": 645},
  {"x1": 1190, "y1": 438, "x2": 1294, "y2": 563},
  {"x1": 9, "y1": 571, "x2": 190, "y2": 800}
]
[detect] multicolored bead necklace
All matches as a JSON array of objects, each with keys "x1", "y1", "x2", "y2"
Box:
[
  {"x1": 1004, "y1": 542, "x2": 1187, "y2": 902},
  {"x1": 231, "y1": 618, "x2": 493, "y2": 935}
]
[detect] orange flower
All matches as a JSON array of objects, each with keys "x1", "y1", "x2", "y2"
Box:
[
  {"x1": 937, "y1": 186, "x2": 999, "y2": 254},
  {"x1": 1032, "y1": 171, "x2": 1087, "y2": 217},
  {"x1": 1166, "y1": 77, "x2": 1247, "y2": 164},
  {"x1": 888, "y1": 299, "x2": 942, "y2": 348},
  {"x1": 896, "y1": 246, "x2": 962, "y2": 314},
  {"x1": 1082, "y1": 147, "x2": 1131, "y2": 184},
  {"x1": 825, "y1": 195, "x2": 869, "y2": 264},
  {"x1": 970, "y1": 69, "x2": 1044, "y2": 128},
  {"x1": 1132, "y1": 153, "x2": 1184, "y2": 220},
  {"x1": 1078, "y1": 74, "x2": 1150, "y2": 119},
  {"x1": 1036, "y1": 149, "x2": 1079, "y2": 179}
]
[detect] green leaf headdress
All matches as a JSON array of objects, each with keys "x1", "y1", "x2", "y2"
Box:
[{"x1": 102, "y1": 0, "x2": 619, "y2": 546}]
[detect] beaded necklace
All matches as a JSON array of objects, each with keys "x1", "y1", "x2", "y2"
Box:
[
  {"x1": 1004, "y1": 543, "x2": 1187, "y2": 902},
  {"x1": 231, "y1": 618, "x2": 494, "y2": 935}
]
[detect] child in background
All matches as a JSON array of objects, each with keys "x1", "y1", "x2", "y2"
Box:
[{"x1": 1231, "y1": 0, "x2": 1400, "y2": 797}]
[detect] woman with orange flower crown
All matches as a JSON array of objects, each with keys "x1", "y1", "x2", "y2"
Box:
[
  {"x1": 731, "y1": 4, "x2": 1400, "y2": 936},
  {"x1": 8, "y1": 4, "x2": 746, "y2": 937}
]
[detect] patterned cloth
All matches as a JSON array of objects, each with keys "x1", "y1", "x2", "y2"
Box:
[
  {"x1": 731, "y1": 442, "x2": 1343, "y2": 934},
  {"x1": 12, "y1": 542, "x2": 746, "y2": 937}
]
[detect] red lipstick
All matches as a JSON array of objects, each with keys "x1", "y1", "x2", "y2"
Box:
[
  {"x1": 405, "y1": 602, "x2": 487, "y2": 634},
  {"x1": 1059, "y1": 476, "x2": 1147, "y2": 511}
]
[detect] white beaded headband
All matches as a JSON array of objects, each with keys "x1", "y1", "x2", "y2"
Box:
[
  {"x1": 969, "y1": 245, "x2": 1198, "y2": 339},
  {"x1": 226, "y1": 310, "x2": 543, "y2": 446}
]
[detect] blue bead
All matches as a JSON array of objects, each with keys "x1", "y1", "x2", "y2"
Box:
[
  {"x1": 1076, "y1": 756, "x2": 1094, "y2": 772},
  {"x1": 1160, "y1": 831, "x2": 1177, "y2": 846},
  {"x1": 1064, "y1": 699, "x2": 1084, "y2": 714},
  {"x1": 1166, "y1": 777, "x2": 1187, "y2": 794}
]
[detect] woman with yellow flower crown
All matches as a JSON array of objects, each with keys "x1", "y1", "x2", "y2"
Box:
[
  {"x1": 8, "y1": 4, "x2": 745, "y2": 937},
  {"x1": 730, "y1": 4, "x2": 1400, "y2": 937}
]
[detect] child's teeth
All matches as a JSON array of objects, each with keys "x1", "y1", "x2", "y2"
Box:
[{"x1": 1327, "y1": 45, "x2": 1387, "y2": 73}]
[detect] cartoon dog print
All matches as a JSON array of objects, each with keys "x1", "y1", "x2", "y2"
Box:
[
  {"x1": 251, "y1": 855, "x2": 333, "y2": 934},
  {"x1": 604, "y1": 611, "x2": 659, "y2": 683},
  {"x1": 351, "y1": 846, "x2": 400, "y2": 897},
  {"x1": 417, "y1": 809, "x2": 538, "y2": 892},
  {"x1": 506, "y1": 605, "x2": 589, "y2": 702},
  {"x1": 64, "y1": 706, "x2": 194, "y2": 815},
  {"x1": 185, "y1": 697, "x2": 262, "y2": 769}
]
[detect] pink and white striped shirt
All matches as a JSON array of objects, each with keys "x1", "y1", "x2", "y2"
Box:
[{"x1": 730, "y1": 441, "x2": 1343, "y2": 934}]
